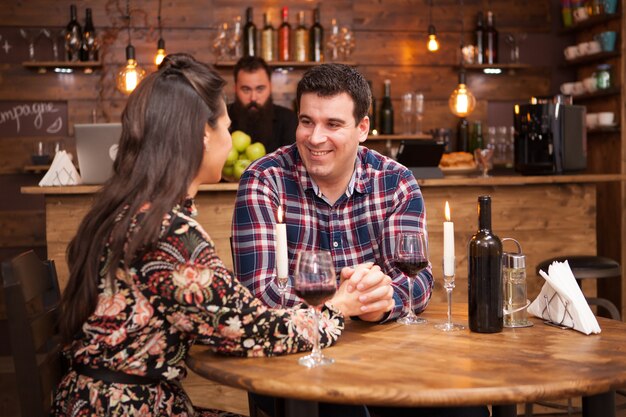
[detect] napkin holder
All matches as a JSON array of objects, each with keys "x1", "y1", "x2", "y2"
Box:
[{"x1": 38, "y1": 150, "x2": 82, "y2": 187}]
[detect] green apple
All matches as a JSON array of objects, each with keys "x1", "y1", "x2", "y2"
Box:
[
  {"x1": 224, "y1": 148, "x2": 239, "y2": 166},
  {"x1": 245, "y1": 142, "x2": 266, "y2": 161},
  {"x1": 231, "y1": 130, "x2": 251, "y2": 153},
  {"x1": 233, "y1": 159, "x2": 251, "y2": 180},
  {"x1": 222, "y1": 165, "x2": 234, "y2": 179}
]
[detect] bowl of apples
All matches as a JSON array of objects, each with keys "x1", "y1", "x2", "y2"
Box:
[{"x1": 222, "y1": 130, "x2": 267, "y2": 182}]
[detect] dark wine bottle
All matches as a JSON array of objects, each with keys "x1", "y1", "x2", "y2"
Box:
[
  {"x1": 243, "y1": 7, "x2": 257, "y2": 57},
  {"x1": 309, "y1": 6, "x2": 324, "y2": 62},
  {"x1": 457, "y1": 118, "x2": 469, "y2": 152},
  {"x1": 80, "y1": 8, "x2": 97, "y2": 62},
  {"x1": 367, "y1": 80, "x2": 377, "y2": 134},
  {"x1": 379, "y1": 79, "x2": 394, "y2": 135},
  {"x1": 468, "y1": 195, "x2": 503, "y2": 333},
  {"x1": 484, "y1": 11, "x2": 498, "y2": 64},
  {"x1": 277, "y1": 6, "x2": 291, "y2": 61},
  {"x1": 474, "y1": 12, "x2": 484, "y2": 65},
  {"x1": 65, "y1": 4, "x2": 83, "y2": 62}
]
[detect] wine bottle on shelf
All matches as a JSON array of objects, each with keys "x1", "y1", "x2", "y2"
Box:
[
  {"x1": 468, "y1": 195, "x2": 503, "y2": 334},
  {"x1": 379, "y1": 79, "x2": 394, "y2": 135},
  {"x1": 80, "y1": 8, "x2": 97, "y2": 62},
  {"x1": 261, "y1": 12, "x2": 276, "y2": 62},
  {"x1": 277, "y1": 6, "x2": 291, "y2": 61},
  {"x1": 243, "y1": 7, "x2": 257, "y2": 57},
  {"x1": 309, "y1": 6, "x2": 324, "y2": 62},
  {"x1": 457, "y1": 118, "x2": 469, "y2": 152},
  {"x1": 367, "y1": 80, "x2": 377, "y2": 134},
  {"x1": 65, "y1": 4, "x2": 83, "y2": 62},
  {"x1": 474, "y1": 11, "x2": 484, "y2": 65},
  {"x1": 469, "y1": 120, "x2": 484, "y2": 153},
  {"x1": 484, "y1": 11, "x2": 498, "y2": 64},
  {"x1": 294, "y1": 11, "x2": 309, "y2": 62}
]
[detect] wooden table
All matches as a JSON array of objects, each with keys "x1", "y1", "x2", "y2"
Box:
[{"x1": 186, "y1": 304, "x2": 626, "y2": 417}]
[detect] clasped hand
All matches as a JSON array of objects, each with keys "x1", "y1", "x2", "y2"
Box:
[{"x1": 329, "y1": 262, "x2": 395, "y2": 322}]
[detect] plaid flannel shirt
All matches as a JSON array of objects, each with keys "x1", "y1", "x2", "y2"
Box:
[{"x1": 232, "y1": 144, "x2": 433, "y2": 323}]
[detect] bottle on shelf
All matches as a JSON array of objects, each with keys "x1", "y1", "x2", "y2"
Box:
[
  {"x1": 79, "y1": 8, "x2": 97, "y2": 62},
  {"x1": 294, "y1": 11, "x2": 309, "y2": 63},
  {"x1": 277, "y1": 6, "x2": 291, "y2": 61},
  {"x1": 243, "y1": 7, "x2": 257, "y2": 57},
  {"x1": 474, "y1": 12, "x2": 484, "y2": 65},
  {"x1": 367, "y1": 80, "x2": 377, "y2": 134},
  {"x1": 261, "y1": 12, "x2": 276, "y2": 62},
  {"x1": 309, "y1": 6, "x2": 324, "y2": 62},
  {"x1": 484, "y1": 11, "x2": 498, "y2": 64},
  {"x1": 469, "y1": 120, "x2": 484, "y2": 153},
  {"x1": 468, "y1": 195, "x2": 503, "y2": 334},
  {"x1": 456, "y1": 118, "x2": 469, "y2": 152},
  {"x1": 379, "y1": 79, "x2": 394, "y2": 135},
  {"x1": 65, "y1": 4, "x2": 83, "y2": 62}
]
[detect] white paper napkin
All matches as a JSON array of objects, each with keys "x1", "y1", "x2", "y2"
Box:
[
  {"x1": 527, "y1": 260, "x2": 601, "y2": 335},
  {"x1": 39, "y1": 150, "x2": 82, "y2": 186}
]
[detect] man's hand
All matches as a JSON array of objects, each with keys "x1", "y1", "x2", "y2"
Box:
[{"x1": 336, "y1": 263, "x2": 395, "y2": 322}]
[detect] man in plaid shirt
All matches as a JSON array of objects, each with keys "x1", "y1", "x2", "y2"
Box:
[{"x1": 232, "y1": 63, "x2": 433, "y2": 324}]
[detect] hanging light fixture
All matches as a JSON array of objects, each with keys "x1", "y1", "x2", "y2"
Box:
[
  {"x1": 448, "y1": 0, "x2": 475, "y2": 117},
  {"x1": 426, "y1": 0, "x2": 440, "y2": 52},
  {"x1": 154, "y1": 0, "x2": 166, "y2": 66},
  {"x1": 116, "y1": 0, "x2": 146, "y2": 95}
]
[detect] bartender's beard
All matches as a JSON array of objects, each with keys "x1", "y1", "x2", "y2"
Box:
[{"x1": 231, "y1": 98, "x2": 275, "y2": 143}]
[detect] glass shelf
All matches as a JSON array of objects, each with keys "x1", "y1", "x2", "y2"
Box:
[
  {"x1": 559, "y1": 13, "x2": 622, "y2": 34},
  {"x1": 22, "y1": 61, "x2": 102, "y2": 74},
  {"x1": 368, "y1": 134, "x2": 433, "y2": 141},
  {"x1": 455, "y1": 63, "x2": 535, "y2": 75}
]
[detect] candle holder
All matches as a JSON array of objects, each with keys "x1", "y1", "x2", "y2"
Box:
[
  {"x1": 275, "y1": 275, "x2": 289, "y2": 308},
  {"x1": 435, "y1": 261, "x2": 465, "y2": 332}
]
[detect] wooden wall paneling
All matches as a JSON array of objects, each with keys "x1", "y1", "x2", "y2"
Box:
[
  {"x1": 0, "y1": 136, "x2": 69, "y2": 174},
  {"x1": 0, "y1": 210, "x2": 45, "y2": 248},
  {"x1": 353, "y1": 0, "x2": 552, "y2": 32}
]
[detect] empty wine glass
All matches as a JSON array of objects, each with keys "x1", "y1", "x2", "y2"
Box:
[
  {"x1": 20, "y1": 28, "x2": 40, "y2": 61},
  {"x1": 212, "y1": 22, "x2": 229, "y2": 61},
  {"x1": 228, "y1": 16, "x2": 243, "y2": 60},
  {"x1": 474, "y1": 148, "x2": 494, "y2": 177},
  {"x1": 294, "y1": 251, "x2": 337, "y2": 368},
  {"x1": 327, "y1": 19, "x2": 340, "y2": 61},
  {"x1": 394, "y1": 232, "x2": 428, "y2": 325}
]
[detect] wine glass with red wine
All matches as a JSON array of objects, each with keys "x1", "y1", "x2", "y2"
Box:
[
  {"x1": 394, "y1": 232, "x2": 429, "y2": 325},
  {"x1": 294, "y1": 250, "x2": 337, "y2": 368}
]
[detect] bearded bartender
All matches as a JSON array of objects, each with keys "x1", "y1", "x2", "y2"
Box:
[{"x1": 228, "y1": 56, "x2": 298, "y2": 153}]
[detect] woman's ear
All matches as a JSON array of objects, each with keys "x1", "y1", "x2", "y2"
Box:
[{"x1": 203, "y1": 124, "x2": 211, "y2": 151}]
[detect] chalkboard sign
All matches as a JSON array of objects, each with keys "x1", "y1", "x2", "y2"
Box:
[{"x1": 0, "y1": 101, "x2": 68, "y2": 137}]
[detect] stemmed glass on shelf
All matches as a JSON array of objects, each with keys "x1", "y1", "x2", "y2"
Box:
[
  {"x1": 394, "y1": 232, "x2": 428, "y2": 325},
  {"x1": 294, "y1": 250, "x2": 337, "y2": 368}
]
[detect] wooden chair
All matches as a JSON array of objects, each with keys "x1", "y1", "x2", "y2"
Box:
[{"x1": 1, "y1": 250, "x2": 64, "y2": 417}]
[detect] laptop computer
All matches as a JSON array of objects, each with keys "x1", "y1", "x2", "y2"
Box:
[
  {"x1": 74, "y1": 123, "x2": 122, "y2": 184},
  {"x1": 395, "y1": 140, "x2": 445, "y2": 179}
]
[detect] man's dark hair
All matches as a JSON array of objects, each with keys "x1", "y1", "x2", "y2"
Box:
[
  {"x1": 296, "y1": 63, "x2": 371, "y2": 124},
  {"x1": 233, "y1": 56, "x2": 271, "y2": 82}
]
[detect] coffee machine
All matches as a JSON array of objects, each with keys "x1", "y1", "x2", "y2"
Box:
[{"x1": 513, "y1": 103, "x2": 587, "y2": 175}]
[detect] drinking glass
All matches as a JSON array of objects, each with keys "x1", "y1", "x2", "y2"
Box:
[
  {"x1": 394, "y1": 232, "x2": 428, "y2": 325},
  {"x1": 401, "y1": 92, "x2": 415, "y2": 135},
  {"x1": 294, "y1": 251, "x2": 337, "y2": 368},
  {"x1": 434, "y1": 261, "x2": 465, "y2": 332},
  {"x1": 474, "y1": 148, "x2": 494, "y2": 177}
]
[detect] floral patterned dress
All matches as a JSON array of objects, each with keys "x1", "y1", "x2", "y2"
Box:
[{"x1": 51, "y1": 199, "x2": 344, "y2": 417}]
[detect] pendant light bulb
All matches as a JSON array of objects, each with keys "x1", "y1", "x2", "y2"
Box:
[
  {"x1": 116, "y1": 45, "x2": 146, "y2": 95},
  {"x1": 155, "y1": 38, "x2": 166, "y2": 66},
  {"x1": 449, "y1": 70, "x2": 476, "y2": 117},
  {"x1": 427, "y1": 25, "x2": 440, "y2": 52}
]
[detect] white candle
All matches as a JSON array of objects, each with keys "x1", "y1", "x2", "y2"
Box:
[
  {"x1": 443, "y1": 201, "x2": 455, "y2": 276},
  {"x1": 275, "y1": 206, "x2": 288, "y2": 279}
]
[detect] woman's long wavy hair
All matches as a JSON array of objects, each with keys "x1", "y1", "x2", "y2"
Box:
[{"x1": 60, "y1": 54, "x2": 226, "y2": 343}]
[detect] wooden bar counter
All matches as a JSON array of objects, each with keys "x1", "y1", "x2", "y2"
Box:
[{"x1": 21, "y1": 173, "x2": 623, "y2": 304}]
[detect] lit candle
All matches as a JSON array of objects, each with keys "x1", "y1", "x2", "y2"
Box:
[
  {"x1": 443, "y1": 201, "x2": 455, "y2": 276},
  {"x1": 275, "y1": 205, "x2": 288, "y2": 279}
]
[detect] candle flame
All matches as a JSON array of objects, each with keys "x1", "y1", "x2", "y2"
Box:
[
  {"x1": 445, "y1": 201, "x2": 451, "y2": 221},
  {"x1": 277, "y1": 205, "x2": 284, "y2": 223}
]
